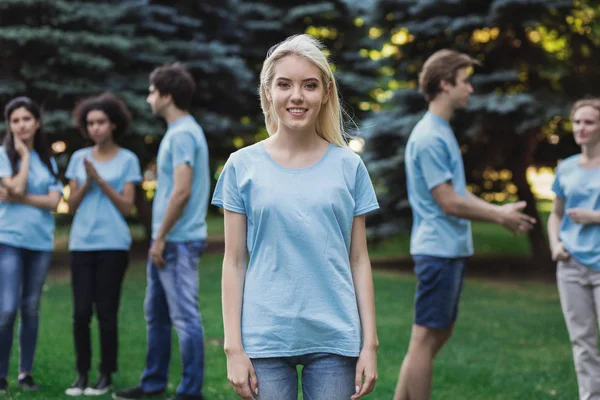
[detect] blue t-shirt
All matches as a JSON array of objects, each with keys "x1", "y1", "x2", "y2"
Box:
[
  {"x1": 212, "y1": 142, "x2": 379, "y2": 358},
  {"x1": 0, "y1": 147, "x2": 63, "y2": 251},
  {"x1": 65, "y1": 147, "x2": 142, "y2": 251},
  {"x1": 405, "y1": 112, "x2": 473, "y2": 258},
  {"x1": 152, "y1": 115, "x2": 210, "y2": 242},
  {"x1": 552, "y1": 154, "x2": 600, "y2": 270}
]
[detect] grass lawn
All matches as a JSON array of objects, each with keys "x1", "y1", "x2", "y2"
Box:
[{"x1": 3, "y1": 253, "x2": 577, "y2": 399}]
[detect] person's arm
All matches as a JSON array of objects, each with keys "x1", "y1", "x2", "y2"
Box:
[
  {"x1": 0, "y1": 189, "x2": 61, "y2": 211},
  {"x1": 431, "y1": 182, "x2": 536, "y2": 234},
  {"x1": 1, "y1": 152, "x2": 30, "y2": 196},
  {"x1": 96, "y1": 179, "x2": 136, "y2": 216},
  {"x1": 149, "y1": 164, "x2": 193, "y2": 266},
  {"x1": 566, "y1": 208, "x2": 600, "y2": 225},
  {"x1": 547, "y1": 196, "x2": 570, "y2": 261},
  {"x1": 349, "y1": 214, "x2": 378, "y2": 400},
  {"x1": 222, "y1": 209, "x2": 258, "y2": 400},
  {"x1": 67, "y1": 179, "x2": 91, "y2": 213}
]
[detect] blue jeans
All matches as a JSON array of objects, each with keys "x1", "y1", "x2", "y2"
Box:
[
  {"x1": 413, "y1": 255, "x2": 467, "y2": 330},
  {"x1": 251, "y1": 353, "x2": 357, "y2": 400},
  {"x1": 141, "y1": 240, "x2": 206, "y2": 397},
  {"x1": 0, "y1": 243, "x2": 52, "y2": 377}
]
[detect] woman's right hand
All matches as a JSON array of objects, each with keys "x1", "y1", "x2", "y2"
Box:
[
  {"x1": 552, "y1": 242, "x2": 570, "y2": 262},
  {"x1": 226, "y1": 349, "x2": 259, "y2": 400},
  {"x1": 13, "y1": 135, "x2": 29, "y2": 156}
]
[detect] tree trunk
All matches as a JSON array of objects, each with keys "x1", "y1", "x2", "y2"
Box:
[{"x1": 509, "y1": 129, "x2": 552, "y2": 266}]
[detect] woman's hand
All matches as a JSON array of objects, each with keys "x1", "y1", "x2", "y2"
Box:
[
  {"x1": 352, "y1": 347, "x2": 378, "y2": 399},
  {"x1": 226, "y1": 349, "x2": 258, "y2": 400}
]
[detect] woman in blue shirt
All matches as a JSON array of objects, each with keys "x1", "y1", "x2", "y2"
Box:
[
  {"x1": 213, "y1": 35, "x2": 379, "y2": 400},
  {"x1": 0, "y1": 97, "x2": 63, "y2": 393},
  {"x1": 548, "y1": 98, "x2": 600, "y2": 400},
  {"x1": 64, "y1": 93, "x2": 141, "y2": 397}
]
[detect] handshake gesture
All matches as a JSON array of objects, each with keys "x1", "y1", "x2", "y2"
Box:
[{"x1": 497, "y1": 201, "x2": 536, "y2": 235}]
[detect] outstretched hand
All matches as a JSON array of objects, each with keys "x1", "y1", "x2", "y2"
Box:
[{"x1": 498, "y1": 201, "x2": 536, "y2": 235}]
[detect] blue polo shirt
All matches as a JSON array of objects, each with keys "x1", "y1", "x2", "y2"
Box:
[
  {"x1": 552, "y1": 154, "x2": 600, "y2": 270},
  {"x1": 405, "y1": 112, "x2": 473, "y2": 258},
  {"x1": 152, "y1": 115, "x2": 210, "y2": 241},
  {"x1": 0, "y1": 147, "x2": 63, "y2": 251}
]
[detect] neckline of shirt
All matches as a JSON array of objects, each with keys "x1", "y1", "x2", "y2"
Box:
[{"x1": 259, "y1": 141, "x2": 333, "y2": 173}]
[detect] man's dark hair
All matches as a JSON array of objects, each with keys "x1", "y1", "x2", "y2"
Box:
[
  {"x1": 149, "y1": 62, "x2": 196, "y2": 111},
  {"x1": 419, "y1": 49, "x2": 481, "y2": 102},
  {"x1": 72, "y1": 92, "x2": 132, "y2": 141}
]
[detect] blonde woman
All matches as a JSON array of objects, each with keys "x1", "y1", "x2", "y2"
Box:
[
  {"x1": 548, "y1": 98, "x2": 600, "y2": 400},
  {"x1": 212, "y1": 35, "x2": 379, "y2": 400}
]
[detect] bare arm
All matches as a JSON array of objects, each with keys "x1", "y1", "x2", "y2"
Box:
[
  {"x1": 547, "y1": 197, "x2": 565, "y2": 251},
  {"x1": 431, "y1": 182, "x2": 535, "y2": 233},
  {"x1": 96, "y1": 179, "x2": 136, "y2": 216},
  {"x1": 67, "y1": 179, "x2": 91, "y2": 213},
  {"x1": 1, "y1": 152, "x2": 30, "y2": 196},
  {"x1": 154, "y1": 164, "x2": 192, "y2": 240},
  {"x1": 19, "y1": 191, "x2": 61, "y2": 211},
  {"x1": 222, "y1": 209, "x2": 258, "y2": 400},
  {"x1": 349, "y1": 214, "x2": 378, "y2": 399}
]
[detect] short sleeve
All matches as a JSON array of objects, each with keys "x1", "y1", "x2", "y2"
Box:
[
  {"x1": 416, "y1": 139, "x2": 453, "y2": 190},
  {"x1": 124, "y1": 153, "x2": 142, "y2": 183},
  {"x1": 354, "y1": 159, "x2": 379, "y2": 216},
  {"x1": 65, "y1": 151, "x2": 80, "y2": 181},
  {"x1": 0, "y1": 148, "x2": 12, "y2": 178},
  {"x1": 552, "y1": 163, "x2": 564, "y2": 198},
  {"x1": 48, "y1": 158, "x2": 64, "y2": 194},
  {"x1": 171, "y1": 132, "x2": 197, "y2": 169},
  {"x1": 212, "y1": 155, "x2": 245, "y2": 214}
]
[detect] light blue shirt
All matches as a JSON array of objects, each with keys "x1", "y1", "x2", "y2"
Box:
[
  {"x1": 65, "y1": 147, "x2": 142, "y2": 250},
  {"x1": 152, "y1": 115, "x2": 210, "y2": 242},
  {"x1": 552, "y1": 154, "x2": 600, "y2": 270},
  {"x1": 405, "y1": 112, "x2": 473, "y2": 258},
  {"x1": 0, "y1": 147, "x2": 63, "y2": 251},
  {"x1": 212, "y1": 142, "x2": 379, "y2": 358}
]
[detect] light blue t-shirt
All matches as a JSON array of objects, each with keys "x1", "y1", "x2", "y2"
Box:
[
  {"x1": 0, "y1": 146, "x2": 63, "y2": 251},
  {"x1": 152, "y1": 115, "x2": 210, "y2": 242},
  {"x1": 405, "y1": 112, "x2": 473, "y2": 258},
  {"x1": 65, "y1": 147, "x2": 142, "y2": 250},
  {"x1": 552, "y1": 154, "x2": 600, "y2": 270},
  {"x1": 212, "y1": 142, "x2": 379, "y2": 358}
]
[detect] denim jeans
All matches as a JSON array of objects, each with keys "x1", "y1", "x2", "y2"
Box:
[
  {"x1": 140, "y1": 240, "x2": 206, "y2": 398},
  {"x1": 0, "y1": 243, "x2": 52, "y2": 377},
  {"x1": 251, "y1": 353, "x2": 357, "y2": 400}
]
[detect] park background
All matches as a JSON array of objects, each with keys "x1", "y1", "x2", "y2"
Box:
[{"x1": 0, "y1": 0, "x2": 598, "y2": 399}]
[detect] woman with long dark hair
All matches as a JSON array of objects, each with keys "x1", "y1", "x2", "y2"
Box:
[
  {"x1": 0, "y1": 97, "x2": 62, "y2": 393},
  {"x1": 64, "y1": 93, "x2": 141, "y2": 397}
]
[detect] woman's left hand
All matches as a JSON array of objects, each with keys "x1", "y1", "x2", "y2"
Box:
[
  {"x1": 83, "y1": 158, "x2": 100, "y2": 182},
  {"x1": 0, "y1": 187, "x2": 24, "y2": 203},
  {"x1": 566, "y1": 208, "x2": 599, "y2": 225},
  {"x1": 352, "y1": 347, "x2": 378, "y2": 399}
]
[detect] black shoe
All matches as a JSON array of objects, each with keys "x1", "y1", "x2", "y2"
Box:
[
  {"x1": 84, "y1": 373, "x2": 112, "y2": 396},
  {"x1": 65, "y1": 374, "x2": 88, "y2": 396},
  {"x1": 0, "y1": 377, "x2": 7, "y2": 393},
  {"x1": 112, "y1": 386, "x2": 164, "y2": 400},
  {"x1": 17, "y1": 375, "x2": 39, "y2": 391}
]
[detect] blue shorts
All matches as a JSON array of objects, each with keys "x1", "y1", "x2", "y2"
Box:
[{"x1": 413, "y1": 255, "x2": 467, "y2": 330}]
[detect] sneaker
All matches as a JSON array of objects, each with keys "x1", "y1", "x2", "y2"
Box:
[
  {"x1": 112, "y1": 386, "x2": 164, "y2": 400},
  {"x1": 0, "y1": 377, "x2": 7, "y2": 393},
  {"x1": 65, "y1": 374, "x2": 88, "y2": 396},
  {"x1": 83, "y1": 373, "x2": 112, "y2": 396},
  {"x1": 17, "y1": 375, "x2": 39, "y2": 391}
]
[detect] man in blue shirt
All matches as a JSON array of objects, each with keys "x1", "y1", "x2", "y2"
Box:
[
  {"x1": 393, "y1": 50, "x2": 537, "y2": 400},
  {"x1": 114, "y1": 63, "x2": 209, "y2": 400}
]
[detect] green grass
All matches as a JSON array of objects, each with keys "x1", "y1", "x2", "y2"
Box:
[{"x1": 3, "y1": 255, "x2": 577, "y2": 399}]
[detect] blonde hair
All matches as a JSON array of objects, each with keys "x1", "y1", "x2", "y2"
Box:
[
  {"x1": 259, "y1": 34, "x2": 349, "y2": 147},
  {"x1": 570, "y1": 98, "x2": 600, "y2": 120}
]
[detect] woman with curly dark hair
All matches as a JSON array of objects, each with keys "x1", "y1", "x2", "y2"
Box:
[
  {"x1": 0, "y1": 97, "x2": 62, "y2": 394},
  {"x1": 64, "y1": 93, "x2": 141, "y2": 397}
]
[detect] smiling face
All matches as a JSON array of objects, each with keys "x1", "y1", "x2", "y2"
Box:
[
  {"x1": 9, "y1": 107, "x2": 40, "y2": 147},
  {"x1": 572, "y1": 105, "x2": 600, "y2": 147},
  {"x1": 267, "y1": 55, "x2": 329, "y2": 135},
  {"x1": 86, "y1": 109, "x2": 116, "y2": 145}
]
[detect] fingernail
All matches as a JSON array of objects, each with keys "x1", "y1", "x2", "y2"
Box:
[
  {"x1": 355, "y1": 385, "x2": 360, "y2": 393},
  {"x1": 256, "y1": 388, "x2": 259, "y2": 395}
]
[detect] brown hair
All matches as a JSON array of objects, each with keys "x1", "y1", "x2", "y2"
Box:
[
  {"x1": 72, "y1": 92, "x2": 132, "y2": 142},
  {"x1": 570, "y1": 98, "x2": 600, "y2": 120},
  {"x1": 419, "y1": 49, "x2": 481, "y2": 101},
  {"x1": 149, "y1": 62, "x2": 196, "y2": 111}
]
